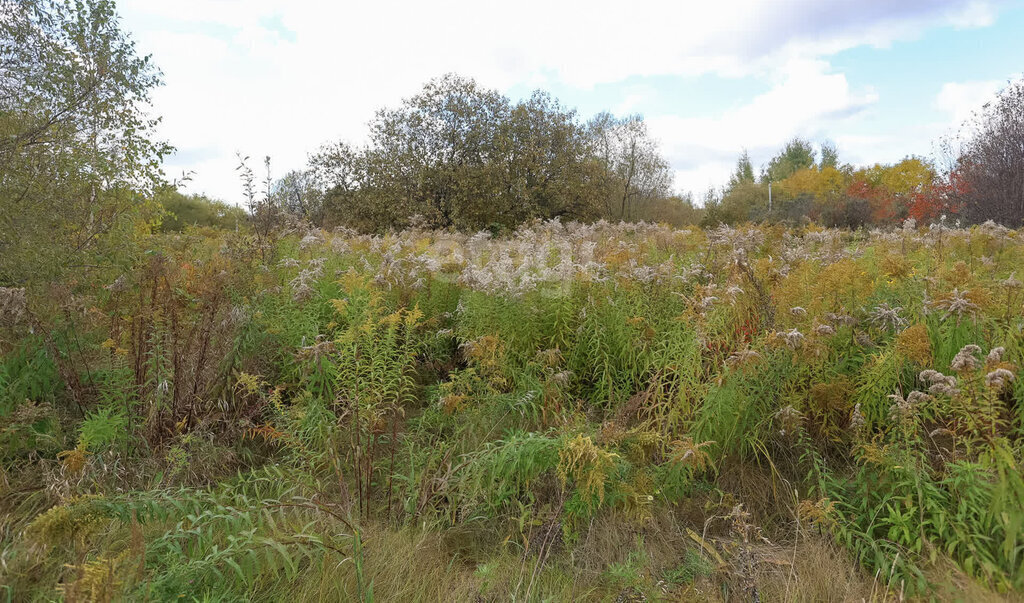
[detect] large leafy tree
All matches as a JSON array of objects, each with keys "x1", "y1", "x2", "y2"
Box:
[
  {"x1": 311, "y1": 76, "x2": 672, "y2": 231},
  {"x1": 716, "y1": 179, "x2": 769, "y2": 224},
  {"x1": 366, "y1": 74, "x2": 510, "y2": 228},
  {"x1": 762, "y1": 137, "x2": 816, "y2": 183},
  {"x1": 819, "y1": 140, "x2": 840, "y2": 169},
  {"x1": 948, "y1": 78, "x2": 1024, "y2": 226},
  {"x1": 271, "y1": 170, "x2": 318, "y2": 223},
  {"x1": 0, "y1": 0, "x2": 169, "y2": 286},
  {"x1": 587, "y1": 112, "x2": 673, "y2": 221},
  {"x1": 726, "y1": 149, "x2": 755, "y2": 192},
  {"x1": 498, "y1": 91, "x2": 605, "y2": 224}
]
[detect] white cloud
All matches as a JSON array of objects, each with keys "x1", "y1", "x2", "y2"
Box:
[
  {"x1": 615, "y1": 90, "x2": 653, "y2": 116},
  {"x1": 673, "y1": 162, "x2": 736, "y2": 199},
  {"x1": 118, "y1": 0, "x2": 998, "y2": 202},
  {"x1": 948, "y1": 0, "x2": 996, "y2": 28},
  {"x1": 935, "y1": 79, "x2": 1003, "y2": 126},
  {"x1": 648, "y1": 58, "x2": 878, "y2": 192}
]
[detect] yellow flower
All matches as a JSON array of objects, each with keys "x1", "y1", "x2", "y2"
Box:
[
  {"x1": 330, "y1": 298, "x2": 349, "y2": 316},
  {"x1": 58, "y1": 443, "x2": 90, "y2": 473},
  {"x1": 379, "y1": 311, "x2": 402, "y2": 328},
  {"x1": 405, "y1": 304, "x2": 424, "y2": 327}
]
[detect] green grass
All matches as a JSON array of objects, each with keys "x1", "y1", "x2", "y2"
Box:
[{"x1": 2, "y1": 221, "x2": 1023, "y2": 601}]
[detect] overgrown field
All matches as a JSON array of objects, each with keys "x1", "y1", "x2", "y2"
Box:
[{"x1": 2, "y1": 219, "x2": 1024, "y2": 601}]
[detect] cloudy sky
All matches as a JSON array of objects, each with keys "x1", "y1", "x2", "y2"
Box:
[{"x1": 119, "y1": 0, "x2": 1024, "y2": 204}]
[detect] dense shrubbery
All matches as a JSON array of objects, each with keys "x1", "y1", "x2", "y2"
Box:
[
  {"x1": 156, "y1": 188, "x2": 248, "y2": 232},
  {"x1": 2, "y1": 218, "x2": 1023, "y2": 600},
  {"x1": 0, "y1": 0, "x2": 169, "y2": 286}
]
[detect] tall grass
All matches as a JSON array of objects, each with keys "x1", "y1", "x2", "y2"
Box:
[{"x1": 2, "y1": 220, "x2": 1023, "y2": 600}]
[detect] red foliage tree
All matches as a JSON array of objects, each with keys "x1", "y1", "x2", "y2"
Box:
[
  {"x1": 846, "y1": 179, "x2": 898, "y2": 224},
  {"x1": 907, "y1": 170, "x2": 967, "y2": 223}
]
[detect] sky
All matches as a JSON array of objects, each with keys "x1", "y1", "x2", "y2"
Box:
[{"x1": 119, "y1": 0, "x2": 1024, "y2": 205}]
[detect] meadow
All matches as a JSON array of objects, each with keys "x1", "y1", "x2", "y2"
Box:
[{"x1": 1, "y1": 218, "x2": 1022, "y2": 601}]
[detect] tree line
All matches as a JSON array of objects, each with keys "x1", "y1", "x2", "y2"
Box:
[
  {"x1": 700, "y1": 97, "x2": 1024, "y2": 229},
  {"x1": 3, "y1": 0, "x2": 1024, "y2": 289},
  {"x1": 269, "y1": 73, "x2": 1024, "y2": 233}
]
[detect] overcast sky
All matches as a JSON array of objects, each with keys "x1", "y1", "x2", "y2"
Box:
[{"x1": 119, "y1": 0, "x2": 1024, "y2": 204}]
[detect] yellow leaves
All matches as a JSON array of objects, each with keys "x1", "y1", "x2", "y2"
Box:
[
  {"x1": 374, "y1": 305, "x2": 424, "y2": 330},
  {"x1": 776, "y1": 166, "x2": 846, "y2": 201},
  {"x1": 464, "y1": 334, "x2": 503, "y2": 367},
  {"x1": 879, "y1": 157, "x2": 935, "y2": 196},
  {"x1": 330, "y1": 298, "x2": 349, "y2": 316},
  {"x1": 601, "y1": 247, "x2": 633, "y2": 268},
  {"x1": 25, "y1": 494, "x2": 106, "y2": 547},
  {"x1": 557, "y1": 434, "x2": 618, "y2": 505},
  {"x1": 965, "y1": 287, "x2": 996, "y2": 313},
  {"x1": 58, "y1": 442, "x2": 89, "y2": 474},
  {"x1": 796, "y1": 498, "x2": 836, "y2": 529},
  {"x1": 816, "y1": 166, "x2": 848, "y2": 197},
  {"x1": 854, "y1": 158, "x2": 935, "y2": 195},
  {"x1": 379, "y1": 310, "x2": 402, "y2": 329},
  {"x1": 268, "y1": 385, "x2": 285, "y2": 414},
  {"x1": 404, "y1": 304, "x2": 424, "y2": 328},
  {"x1": 440, "y1": 393, "x2": 468, "y2": 414},
  {"x1": 856, "y1": 442, "x2": 893, "y2": 466},
  {"x1": 58, "y1": 550, "x2": 129, "y2": 602},
  {"x1": 818, "y1": 258, "x2": 871, "y2": 303},
  {"x1": 438, "y1": 368, "x2": 484, "y2": 414},
  {"x1": 244, "y1": 423, "x2": 287, "y2": 444},
  {"x1": 895, "y1": 324, "x2": 933, "y2": 366},
  {"x1": 773, "y1": 262, "x2": 821, "y2": 317},
  {"x1": 806, "y1": 377, "x2": 856, "y2": 440},
  {"x1": 752, "y1": 256, "x2": 784, "y2": 286},
  {"x1": 234, "y1": 372, "x2": 266, "y2": 397},
  {"x1": 413, "y1": 236, "x2": 434, "y2": 253},
  {"x1": 338, "y1": 269, "x2": 370, "y2": 294},
  {"x1": 881, "y1": 255, "x2": 911, "y2": 280},
  {"x1": 101, "y1": 338, "x2": 128, "y2": 355},
  {"x1": 944, "y1": 261, "x2": 973, "y2": 288}
]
